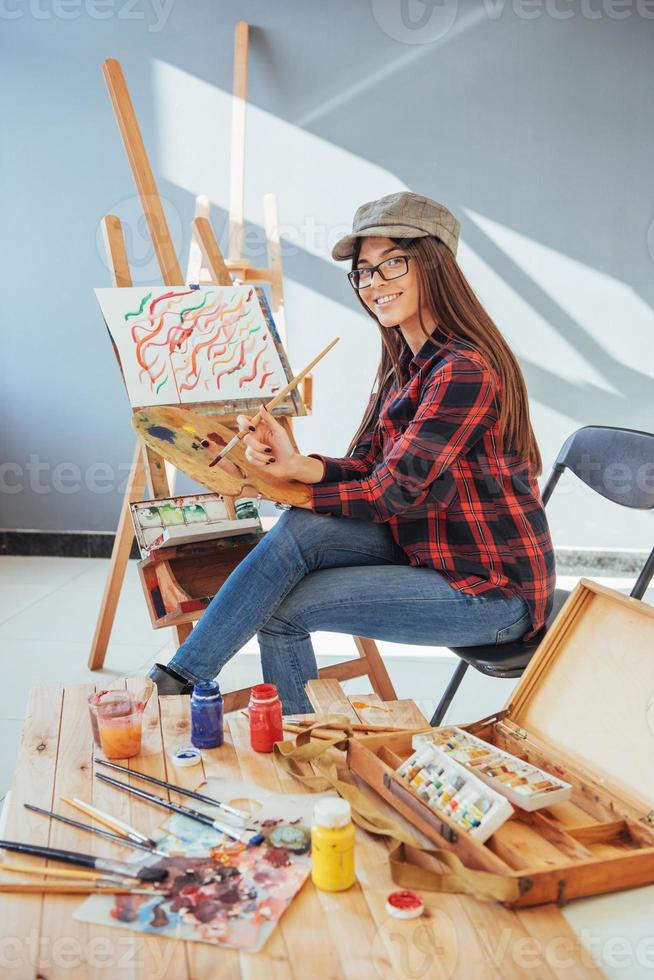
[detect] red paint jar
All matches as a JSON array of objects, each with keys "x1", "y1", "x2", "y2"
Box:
[{"x1": 248, "y1": 683, "x2": 283, "y2": 753}]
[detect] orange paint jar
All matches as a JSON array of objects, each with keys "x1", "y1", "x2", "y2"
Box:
[{"x1": 96, "y1": 692, "x2": 144, "y2": 759}]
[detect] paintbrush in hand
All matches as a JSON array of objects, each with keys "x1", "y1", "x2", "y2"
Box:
[{"x1": 208, "y1": 337, "x2": 339, "y2": 466}]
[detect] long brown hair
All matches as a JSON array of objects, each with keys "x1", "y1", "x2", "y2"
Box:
[{"x1": 346, "y1": 236, "x2": 543, "y2": 475}]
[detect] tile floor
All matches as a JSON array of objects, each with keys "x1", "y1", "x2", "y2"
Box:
[{"x1": 0, "y1": 555, "x2": 652, "y2": 977}]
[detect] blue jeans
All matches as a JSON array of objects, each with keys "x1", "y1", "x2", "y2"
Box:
[{"x1": 169, "y1": 508, "x2": 531, "y2": 713}]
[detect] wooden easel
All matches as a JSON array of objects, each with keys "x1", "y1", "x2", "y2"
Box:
[{"x1": 89, "y1": 29, "x2": 397, "y2": 709}]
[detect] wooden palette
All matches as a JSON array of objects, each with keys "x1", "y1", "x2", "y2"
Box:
[{"x1": 132, "y1": 406, "x2": 311, "y2": 507}]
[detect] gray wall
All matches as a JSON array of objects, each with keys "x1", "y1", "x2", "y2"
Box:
[{"x1": 2, "y1": 0, "x2": 653, "y2": 549}]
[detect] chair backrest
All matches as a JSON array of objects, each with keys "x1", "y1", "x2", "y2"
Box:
[
  {"x1": 541, "y1": 425, "x2": 654, "y2": 510},
  {"x1": 541, "y1": 425, "x2": 654, "y2": 601}
]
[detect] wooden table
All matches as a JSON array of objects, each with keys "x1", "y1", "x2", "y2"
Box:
[{"x1": 0, "y1": 680, "x2": 603, "y2": 979}]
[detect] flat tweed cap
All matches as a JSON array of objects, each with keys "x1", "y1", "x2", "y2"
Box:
[{"x1": 332, "y1": 192, "x2": 460, "y2": 261}]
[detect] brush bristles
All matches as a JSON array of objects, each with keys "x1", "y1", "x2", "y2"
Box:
[{"x1": 139, "y1": 866, "x2": 169, "y2": 883}]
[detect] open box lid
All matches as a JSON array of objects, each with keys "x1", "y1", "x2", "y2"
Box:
[{"x1": 503, "y1": 578, "x2": 654, "y2": 818}]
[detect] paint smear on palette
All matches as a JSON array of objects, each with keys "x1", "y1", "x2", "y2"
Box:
[
  {"x1": 96, "y1": 285, "x2": 289, "y2": 408},
  {"x1": 74, "y1": 778, "x2": 330, "y2": 952},
  {"x1": 183, "y1": 504, "x2": 207, "y2": 523},
  {"x1": 147, "y1": 425, "x2": 176, "y2": 443},
  {"x1": 158, "y1": 503, "x2": 184, "y2": 526},
  {"x1": 74, "y1": 824, "x2": 311, "y2": 952}
]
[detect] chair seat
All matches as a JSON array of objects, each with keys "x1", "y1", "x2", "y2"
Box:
[{"x1": 448, "y1": 588, "x2": 570, "y2": 679}]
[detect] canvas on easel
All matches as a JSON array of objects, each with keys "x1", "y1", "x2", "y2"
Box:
[{"x1": 95, "y1": 284, "x2": 297, "y2": 408}]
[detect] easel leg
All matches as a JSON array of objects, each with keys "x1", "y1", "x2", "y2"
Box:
[
  {"x1": 352, "y1": 636, "x2": 397, "y2": 701},
  {"x1": 88, "y1": 442, "x2": 145, "y2": 670},
  {"x1": 174, "y1": 622, "x2": 193, "y2": 645}
]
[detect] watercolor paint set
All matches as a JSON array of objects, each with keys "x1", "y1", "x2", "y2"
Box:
[
  {"x1": 396, "y1": 742, "x2": 513, "y2": 843},
  {"x1": 130, "y1": 493, "x2": 261, "y2": 557},
  {"x1": 412, "y1": 727, "x2": 572, "y2": 811}
]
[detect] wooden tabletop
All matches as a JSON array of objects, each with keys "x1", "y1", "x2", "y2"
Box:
[{"x1": 0, "y1": 680, "x2": 603, "y2": 979}]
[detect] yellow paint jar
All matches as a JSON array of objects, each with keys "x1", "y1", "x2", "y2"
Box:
[{"x1": 311, "y1": 798, "x2": 355, "y2": 892}]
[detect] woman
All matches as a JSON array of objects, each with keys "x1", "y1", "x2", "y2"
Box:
[{"x1": 148, "y1": 192, "x2": 556, "y2": 713}]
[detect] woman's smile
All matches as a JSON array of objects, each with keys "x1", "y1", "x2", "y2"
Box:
[{"x1": 373, "y1": 291, "x2": 402, "y2": 308}]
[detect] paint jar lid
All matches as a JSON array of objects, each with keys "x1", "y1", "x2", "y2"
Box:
[
  {"x1": 235, "y1": 497, "x2": 259, "y2": 518},
  {"x1": 192, "y1": 680, "x2": 222, "y2": 701},
  {"x1": 385, "y1": 890, "x2": 424, "y2": 919},
  {"x1": 170, "y1": 745, "x2": 202, "y2": 767},
  {"x1": 249, "y1": 684, "x2": 279, "y2": 704},
  {"x1": 314, "y1": 798, "x2": 351, "y2": 829}
]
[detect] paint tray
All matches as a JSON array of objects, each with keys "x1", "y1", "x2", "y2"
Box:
[
  {"x1": 397, "y1": 742, "x2": 513, "y2": 843},
  {"x1": 130, "y1": 492, "x2": 261, "y2": 557},
  {"x1": 412, "y1": 727, "x2": 573, "y2": 811}
]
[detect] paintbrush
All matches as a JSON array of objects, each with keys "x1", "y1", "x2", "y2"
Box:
[
  {"x1": 282, "y1": 715, "x2": 426, "y2": 734},
  {"x1": 208, "y1": 337, "x2": 339, "y2": 466},
  {"x1": 0, "y1": 883, "x2": 169, "y2": 896},
  {"x1": 24, "y1": 803, "x2": 168, "y2": 858},
  {"x1": 282, "y1": 723, "x2": 342, "y2": 742},
  {"x1": 93, "y1": 758, "x2": 248, "y2": 821},
  {"x1": 0, "y1": 861, "x2": 135, "y2": 885},
  {"x1": 96, "y1": 773, "x2": 265, "y2": 846},
  {"x1": 0, "y1": 840, "x2": 168, "y2": 883},
  {"x1": 60, "y1": 796, "x2": 158, "y2": 849}
]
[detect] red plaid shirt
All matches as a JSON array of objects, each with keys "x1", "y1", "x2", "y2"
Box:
[{"x1": 308, "y1": 335, "x2": 556, "y2": 640}]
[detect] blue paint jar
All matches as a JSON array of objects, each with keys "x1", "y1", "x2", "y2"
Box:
[{"x1": 190, "y1": 680, "x2": 224, "y2": 748}]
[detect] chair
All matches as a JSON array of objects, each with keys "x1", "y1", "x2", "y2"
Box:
[
  {"x1": 430, "y1": 425, "x2": 654, "y2": 726},
  {"x1": 223, "y1": 635, "x2": 396, "y2": 714}
]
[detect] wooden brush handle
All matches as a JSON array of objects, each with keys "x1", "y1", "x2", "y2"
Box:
[{"x1": 0, "y1": 861, "x2": 104, "y2": 882}]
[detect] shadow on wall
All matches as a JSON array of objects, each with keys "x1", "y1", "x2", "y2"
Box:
[
  {"x1": 149, "y1": 2, "x2": 654, "y2": 435},
  {"x1": 2, "y1": 0, "x2": 653, "y2": 539}
]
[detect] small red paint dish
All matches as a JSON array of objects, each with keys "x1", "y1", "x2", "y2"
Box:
[{"x1": 385, "y1": 890, "x2": 424, "y2": 919}]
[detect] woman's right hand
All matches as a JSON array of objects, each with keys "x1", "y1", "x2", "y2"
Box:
[{"x1": 238, "y1": 405, "x2": 298, "y2": 480}]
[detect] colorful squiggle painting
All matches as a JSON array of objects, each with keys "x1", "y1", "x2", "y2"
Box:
[{"x1": 95, "y1": 285, "x2": 289, "y2": 407}]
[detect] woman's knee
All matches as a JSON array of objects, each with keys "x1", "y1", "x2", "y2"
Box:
[
  {"x1": 257, "y1": 580, "x2": 312, "y2": 639},
  {"x1": 270, "y1": 507, "x2": 338, "y2": 561},
  {"x1": 276, "y1": 506, "x2": 328, "y2": 538}
]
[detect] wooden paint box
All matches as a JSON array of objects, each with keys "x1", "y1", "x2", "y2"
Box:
[
  {"x1": 131, "y1": 492, "x2": 265, "y2": 628},
  {"x1": 348, "y1": 579, "x2": 654, "y2": 907},
  {"x1": 138, "y1": 532, "x2": 265, "y2": 628}
]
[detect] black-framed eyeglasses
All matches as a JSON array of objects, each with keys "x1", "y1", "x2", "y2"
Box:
[{"x1": 347, "y1": 255, "x2": 411, "y2": 291}]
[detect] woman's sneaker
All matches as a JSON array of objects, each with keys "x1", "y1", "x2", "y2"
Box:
[{"x1": 147, "y1": 662, "x2": 195, "y2": 696}]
